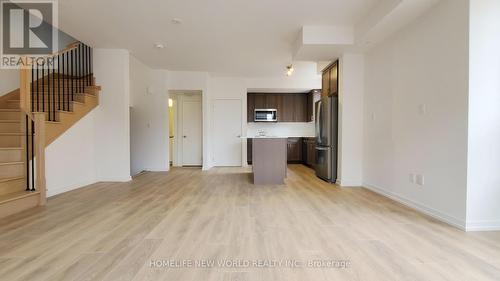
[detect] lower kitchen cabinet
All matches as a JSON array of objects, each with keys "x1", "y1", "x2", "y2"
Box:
[
  {"x1": 303, "y1": 137, "x2": 316, "y2": 168},
  {"x1": 287, "y1": 138, "x2": 303, "y2": 163},
  {"x1": 247, "y1": 138, "x2": 253, "y2": 164},
  {"x1": 247, "y1": 137, "x2": 316, "y2": 166}
]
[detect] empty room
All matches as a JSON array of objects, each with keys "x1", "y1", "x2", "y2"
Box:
[{"x1": 0, "y1": 0, "x2": 499, "y2": 280}]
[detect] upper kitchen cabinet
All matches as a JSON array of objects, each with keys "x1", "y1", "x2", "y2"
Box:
[
  {"x1": 253, "y1": 94, "x2": 266, "y2": 109},
  {"x1": 280, "y1": 94, "x2": 295, "y2": 122},
  {"x1": 293, "y1": 94, "x2": 308, "y2": 122},
  {"x1": 247, "y1": 93, "x2": 256, "y2": 122},
  {"x1": 322, "y1": 60, "x2": 339, "y2": 97},
  {"x1": 307, "y1": 89, "x2": 321, "y2": 122},
  {"x1": 247, "y1": 93, "x2": 310, "y2": 122},
  {"x1": 329, "y1": 62, "x2": 338, "y2": 95},
  {"x1": 321, "y1": 71, "x2": 330, "y2": 98}
]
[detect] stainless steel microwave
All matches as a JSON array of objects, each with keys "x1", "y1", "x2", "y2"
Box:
[{"x1": 254, "y1": 109, "x2": 277, "y2": 122}]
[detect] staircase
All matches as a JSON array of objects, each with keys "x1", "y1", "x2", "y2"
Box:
[{"x1": 0, "y1": 42, "x2": 100, "y2": 219}]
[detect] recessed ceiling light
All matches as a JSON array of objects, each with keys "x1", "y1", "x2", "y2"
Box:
[
  {"x1": 171, "y1": 18, "x2": 183, "y2": 24},
  {"x1": 155, "y1": 43, "x2": 165, "y2": 49}
]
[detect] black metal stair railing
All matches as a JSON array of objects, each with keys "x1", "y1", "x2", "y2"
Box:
[
  {"x1": 30, "y1": 42, "x2": 93, "y2": 121},
  {"x1": 25, "y1": 114, "x2": 35, "y2": 191}
]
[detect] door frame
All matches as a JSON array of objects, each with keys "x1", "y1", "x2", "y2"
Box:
[
  {"x1": 212, "y1": 97, "x2": 245, "y2": 167},
  {"x1": 171, "y1": 92, "x2": 203, "y2": 167}
]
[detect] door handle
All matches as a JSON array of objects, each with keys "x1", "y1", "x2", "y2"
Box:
[
  {"x1": 183, "y1": 135, "x2": 187, "y2": 138},
  {"x1": 236, "y1": 135, "x2": 241, "y2": 138}
]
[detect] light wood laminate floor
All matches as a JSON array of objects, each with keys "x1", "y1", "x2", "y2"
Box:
[{"x1": 1, "y1": 165, "x2": 500, "y2": 281}]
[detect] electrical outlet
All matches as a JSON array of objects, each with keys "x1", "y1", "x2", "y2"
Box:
[
  {"x1": 409, "y1": 173, "x2": 415, "y2": 183},
  {"x1": 416, "y1": 174, "x2": 425, "y2": 186},
  {"x1": 418, "y1": 104, "x2": 427, "y2": 115}
]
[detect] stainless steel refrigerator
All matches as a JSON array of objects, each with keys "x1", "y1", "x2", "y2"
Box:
[{"x1": 315, "y1": 96, "x2": 338, "y2": 182}]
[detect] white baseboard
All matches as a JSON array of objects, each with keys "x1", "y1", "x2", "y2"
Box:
[
  {"x1": 363, "y1": 183, "x2": 467, "y2": 230},
  {"x1": 48, "y1": 178, "x2": 98, "y2": 197},
  {"x1": 99, "y1": 176, "x2": 132, "y2": 182},
  {"x1": 337, "y1": 178, "x2": 363, "y2": 187},
  {"x1": 466, "y1": 220, "x2": 500, "y2": 231}
]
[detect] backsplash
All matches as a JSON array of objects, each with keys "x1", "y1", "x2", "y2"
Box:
[{"x1": 247, "y1": 122, "x2": 315, "y2": 137}]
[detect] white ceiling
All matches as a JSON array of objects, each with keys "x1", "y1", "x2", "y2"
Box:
[{"x1": 57, "y1": 0, "x2": 381, "y2": 76}]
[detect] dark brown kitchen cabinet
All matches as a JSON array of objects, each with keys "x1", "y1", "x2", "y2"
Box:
[
  {"x1": 329, "y1": 62, "x2": 338, "y2": 96},
  {"x1": 303, "y1": 138, "x2": 316, "y2": 168},
  {"x1": 248, "y1": 93, "x2": 309, "y2": 122},
  {"x1": 287, "y1": 137, "x2": 303, "y2": 163},
  {"x1": 307, "y1": 90, "x2": 321, "y2": 122},
  {"x1": 293, "y1": 94, "x2": 308, "y2": 122},
  {"x1": 247, "y1": 138, "x2": 253, "y2": 164},
  {"x1": 265, "y1": 94, "x2": 279, "y2": 109},
  {"x1": 322, "y1": 60, "x2": 339, "y2": 97},
  {"x1": 321, "y1": 71, "x2": 330, "y2": 98},
  {"x1": 247, "y1": 94, "x2": 255, "y2": 122},
  {"x1": 280, "y1": 94, "x2": 295, "y2": 122},
  {"x1": 253, "y1": 94, "x2": 266, "y2": 109}
]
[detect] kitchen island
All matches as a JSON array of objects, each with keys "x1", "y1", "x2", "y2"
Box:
[{"x1": 250, "y1": 137, "x2": 287, "y2": 185}]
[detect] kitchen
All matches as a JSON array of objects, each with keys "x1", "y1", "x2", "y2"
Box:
[{"x1": 245, "y1": 61, "x2": 339, "y2": 185}]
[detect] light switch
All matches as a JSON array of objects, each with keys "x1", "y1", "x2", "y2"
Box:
[{"x1": 416, "y1": 174, "x2": 425, "y2": 186}]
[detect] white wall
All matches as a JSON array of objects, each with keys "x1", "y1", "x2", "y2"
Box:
[
  {"x1": 466, "y1": 0, "x2": 500, "y2": 231},
  {"x1": 338, "y1": 54, "x2": 364, "y2": 186},
  {"x1": 46, "y1": 112, "x2": 97, "y2": 196},
  {"x1": 0, "y1": 69, "x2": 19, "y2": 95},
  {"x1": 93, "y1": 49, "x2": 132, "y2": 181},
  {"x1": 130, "y1": 56, "x2": 169, "y2": 175},
  {"x1": 46, "y1": 49, "x2": 133, "y2": 195},
  {"x1": 207, "y1": 77, "x2": 247, "y2": 166},
  {"x1": 363, "y1": 0, "x2": 469, "y2": 228}
]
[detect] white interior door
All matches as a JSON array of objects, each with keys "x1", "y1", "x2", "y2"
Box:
[
  {"x1": 182, "y1": 100, "x2": 202, "y2": 166},
  {"x1": 213, "y1": 99, "x2": 242, "y2": 166}
]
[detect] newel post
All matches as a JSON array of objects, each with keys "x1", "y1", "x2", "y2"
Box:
[
  {"x1": 19, "y1": 57, "x2": 31, "y2": 113},
  {"x1": 33, "y1": 112, "x2": 46, "y2": 205}
]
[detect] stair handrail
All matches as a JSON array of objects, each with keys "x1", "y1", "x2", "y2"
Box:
[
  {"x1": 18, "y1": 40, "x2": 92, "y2": 205},
  {"x1": 19, "y1": 41, "x2": 81, "y2": 114}
]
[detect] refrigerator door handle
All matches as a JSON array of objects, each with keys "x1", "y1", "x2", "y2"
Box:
[
  {"x1": 315, "y1": 100, "x2": 322, "y2": 140},
  {"x1": 315, "y1": 146, "x2": 329, "y2": 151}
]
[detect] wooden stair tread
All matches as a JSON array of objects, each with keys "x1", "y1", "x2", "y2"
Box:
[
  {"x1": 0, "y1": 190, "x2": 40, "y2": 205},
  {"x1": 0, "y1": 109, "x2": 20, "y2": 112},
  {"x1": 0, "y1": 161, "x2": 23, "y2": 166},
  {"x1": 0, "y1": 120, "x2": 20, "y2": 123},
  {"x1": 0, "y1": 147, "x2": 22, "y2": 150},
  {"x1": 54, "y1": 110, "x2": 74, "y2": 114},
  {"x1": 0, "y1": 133, "x2": 23, "y2": 136},
  {"x1": 0, "y1": 176, "x2": 23, "y2": 183}
]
